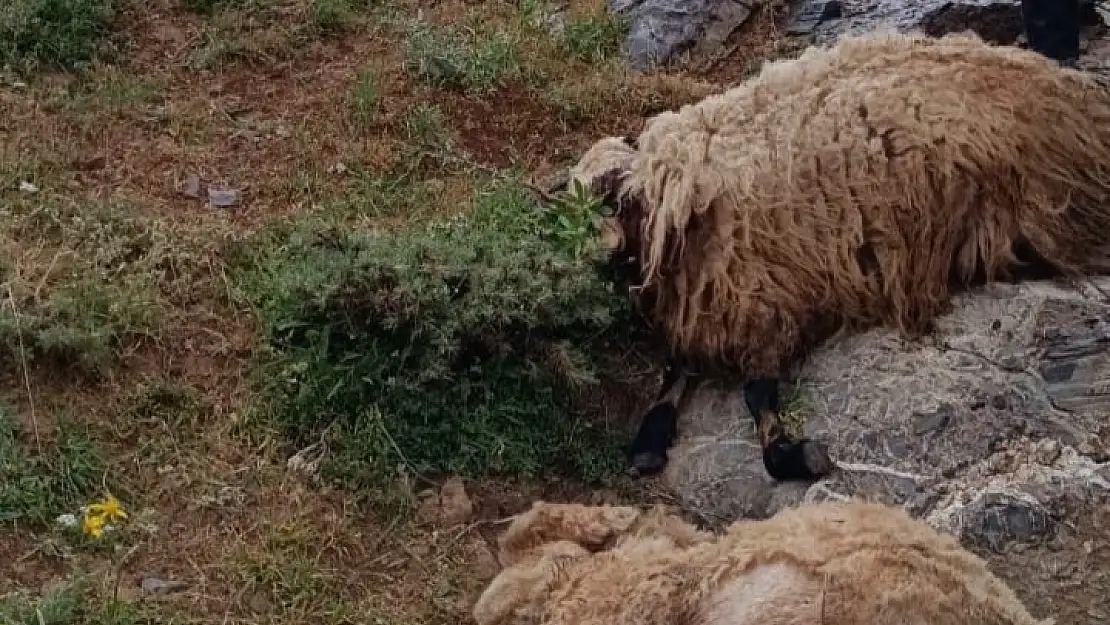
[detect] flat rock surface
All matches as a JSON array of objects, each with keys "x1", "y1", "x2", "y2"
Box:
[{"x1": 663, "y1": 279, "x2": 1110, "y2": 624}]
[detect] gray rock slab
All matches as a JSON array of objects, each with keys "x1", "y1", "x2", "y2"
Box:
[
  {"x1": 793, "y1": 0, "x2": 1103, "y2": 48},
  {"x1": 664, "y1": 278, "x2": 1110, "y2": 525},
  {"x1": 663, "y1": 278, "x2": 1110, "y2": 620},
  {"x1": 610, "y1": 0, "x2": 755, "y2": 69}
]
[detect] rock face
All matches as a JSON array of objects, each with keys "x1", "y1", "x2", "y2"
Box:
[
  {"x1": 611, "y1": 0, "x2": 1105, "y2": 72},
  {"x1": 663, "y1": 278, "x2": 1110, "y2": 621},
  {"x1": 610, "y1": 0, "x2": 756, "y2": 69},
  {"x1": 788, "y1": 0, "x2": 1103, "y2": 47}
]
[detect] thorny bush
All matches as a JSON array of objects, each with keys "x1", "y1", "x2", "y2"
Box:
[{"x1": 234, "y1": 179, "x2": 653, "y2": 504}]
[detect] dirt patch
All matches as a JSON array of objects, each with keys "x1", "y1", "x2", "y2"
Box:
[{"x1": 445, "y1": 87, "x2": 577, "y2": 168}]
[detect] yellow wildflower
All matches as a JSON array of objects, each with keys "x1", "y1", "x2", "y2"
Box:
[
  {"x1": 82, "y1": 513, "x2": 106, "y2": 538},
  {"x1": 81, "y1": 494, "x2": 128, "y2": 539}
]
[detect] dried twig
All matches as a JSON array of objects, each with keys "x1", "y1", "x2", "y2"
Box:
[{"x1": 6, "y1": 283, "x2": 40, "y2": 454}]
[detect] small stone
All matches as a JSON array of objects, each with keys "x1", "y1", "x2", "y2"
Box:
[
  {"x1": 913, "y1": 404, "x2": 953, "y2": 436},
  {"x1": 416, "y1": 477, "x2": 474, "y2": 527},
  {"x1": 54, "y1": 513, "x2": 79, "y2": 528},
  {"x1": 179, "y1": 174, "x2": 202, "y2": 199},
  {"x1": 75, "y1": 156, "x2": 106, "y2": 171},
  {"x1": 207, "y1": 186, "x2": 240, "y2": 208},
  {"x1": 439, "y1": 477, "x2": 474, "y2": 526},
  {"x1": 958, "y1": 491, "x2": 1057, "y2": 552},
  {"x1": 141, "y1": 577, "x2": 190, "y2": 595}
]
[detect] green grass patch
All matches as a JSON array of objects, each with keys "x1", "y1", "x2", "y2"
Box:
[
  {"x1": 0, "y1": 0, "x2": 117, "y2": 73},
  {"x1": 349, "y1": 66, "x2": 381, "y2": 128},
  {"x1": 403, "y1": 21, "x2": 521, "y2": 94},
  {"x1": 0, "y1": 407, "x2": 105, "y2": 526},
  {"x1": 559, "y1": 11, "x2": 627, "y2": 64},
  {"x1": 0, "y1": 577, "x2": 162, "y2": 625},
  {"x1": 233, "y1": 177, "x2": 647, "y2": 498}
]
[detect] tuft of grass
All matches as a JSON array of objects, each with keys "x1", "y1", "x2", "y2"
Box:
[
  {"x1": 0, "y1": 0, "x2": 117, "y2": 73},
  {"x1": 0, "y1": 406, "x2": 106, "y2": 526},
  {"x1": 403, "y1": 21, "x2": 521, "y2": 94},
  {"x1": 559, "y1": 11, "x2": 627, "y2": 64},
  {"x1": 0, "y1": 577, "x2": 156, "y2": 625},
  {"x1": 0, "y1": 578, "x2": 87, "y2": 625},
  {"x1": 349, "y1": 66, "x2": 381, "y2": 128},
  {"x1": 779, "y1": 379, "x2": 809, "y2": 438},
  {"x1": 0, "y1": 198, "x2": 170, "y2": 378},
  {"x1": 232, "y1": 177, "x2": 645, "y2": 501}
]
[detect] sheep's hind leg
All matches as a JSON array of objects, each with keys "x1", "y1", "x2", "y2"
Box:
[
  {"x1": 744, "y1": 378, "x2": 836, "y2": 481},
  {"x1": 627, "y1": 361, "x2": 692, "y2": 477}
]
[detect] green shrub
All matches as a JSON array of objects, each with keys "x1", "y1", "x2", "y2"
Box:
[
  {"x1": 0, "y1": 0, "x2": 116, "y2": 72},
  {"x1": 234, "y1": 179, "x2": 648, "y2": 494}
]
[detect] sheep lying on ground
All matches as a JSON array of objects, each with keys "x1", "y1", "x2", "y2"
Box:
[
  {"x1": 473, "y1": 499, "x2": 1047, "y2": 625},
  {"x1": 565, "y1": 29, "x2": 1110, "y2": 481}
]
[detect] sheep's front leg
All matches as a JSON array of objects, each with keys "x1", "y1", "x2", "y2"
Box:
[
  {"x1": 743, "y1": 378, "x2": 836, "y2": 481},
  {"x1": 627, "y1": 360, "x2": 692, "y2": 476}
]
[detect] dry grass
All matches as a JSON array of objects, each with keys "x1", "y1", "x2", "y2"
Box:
[{"x1": 0, "y1": 0, "x2": 800, "y2": 622}]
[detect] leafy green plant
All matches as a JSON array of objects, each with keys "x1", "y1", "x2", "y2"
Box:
[
  {"x1": 232, "y1": 178, "x2": 648, "y2": 499},
  {"x1": 544, "y1": 178, "x2": 609, "y2": 257}
]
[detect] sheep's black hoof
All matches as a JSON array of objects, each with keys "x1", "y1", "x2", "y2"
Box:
[
  {"x1": 626, "y1": 402, "x2": 679, "y2": 478},
  {"x1": 763, "y1": 436, "x2": 836, "y2": 481},
  {"x1": 627, "y1": 450, "x2": 668, "y2": 477}
]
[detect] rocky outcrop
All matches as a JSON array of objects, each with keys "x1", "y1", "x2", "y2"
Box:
[
  {"x1": 787, "y1": 0, "x2": 1104, "y2": 48},
  {"x1": 662, "y1": 278, "x2": 1110, "y2": 622},
  {"x1": 609, "y1": 0, "x2": 757, "y2": 68}
]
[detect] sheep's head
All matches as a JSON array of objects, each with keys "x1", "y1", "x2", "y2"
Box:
[
  {"x1": 472, "y1": 539, "x2": 590, "y2": 625},
  {"x1": 473, "y1": 502, "x2": 640, "y2": 625},
  {"x1": 561, "y1": 136, "x2": 648, "y2": 288},
  {"x1": 473, "y1": 501, "x2": 710, "y2": 625}
]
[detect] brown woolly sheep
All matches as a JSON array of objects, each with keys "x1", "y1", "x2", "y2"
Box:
[
  {"x1": 564, "y1": 29, "x2": 1110, "y2": 481},
  {"x1": 473, "y1": 499, "x2": 1048, "y2": 625}
]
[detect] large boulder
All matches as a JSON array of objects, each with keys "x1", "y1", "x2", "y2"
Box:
[
  {"x1": 788, "y1": 0, "x2": 1104, "y2": 46},
  {"x1": 663, "y1": 278, "x2": 1110, "y2": 621},
  {"x1": 610, "y1": 0, "x2": 758, "y2": 69}
]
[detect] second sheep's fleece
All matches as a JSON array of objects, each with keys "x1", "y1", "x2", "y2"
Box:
[
  {"x1": 473, "y1": 499, "x2": 1049, "y2": 625},
  {"x1": 567, "y1": 30, "x2": 1110, "y2": 481}
]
